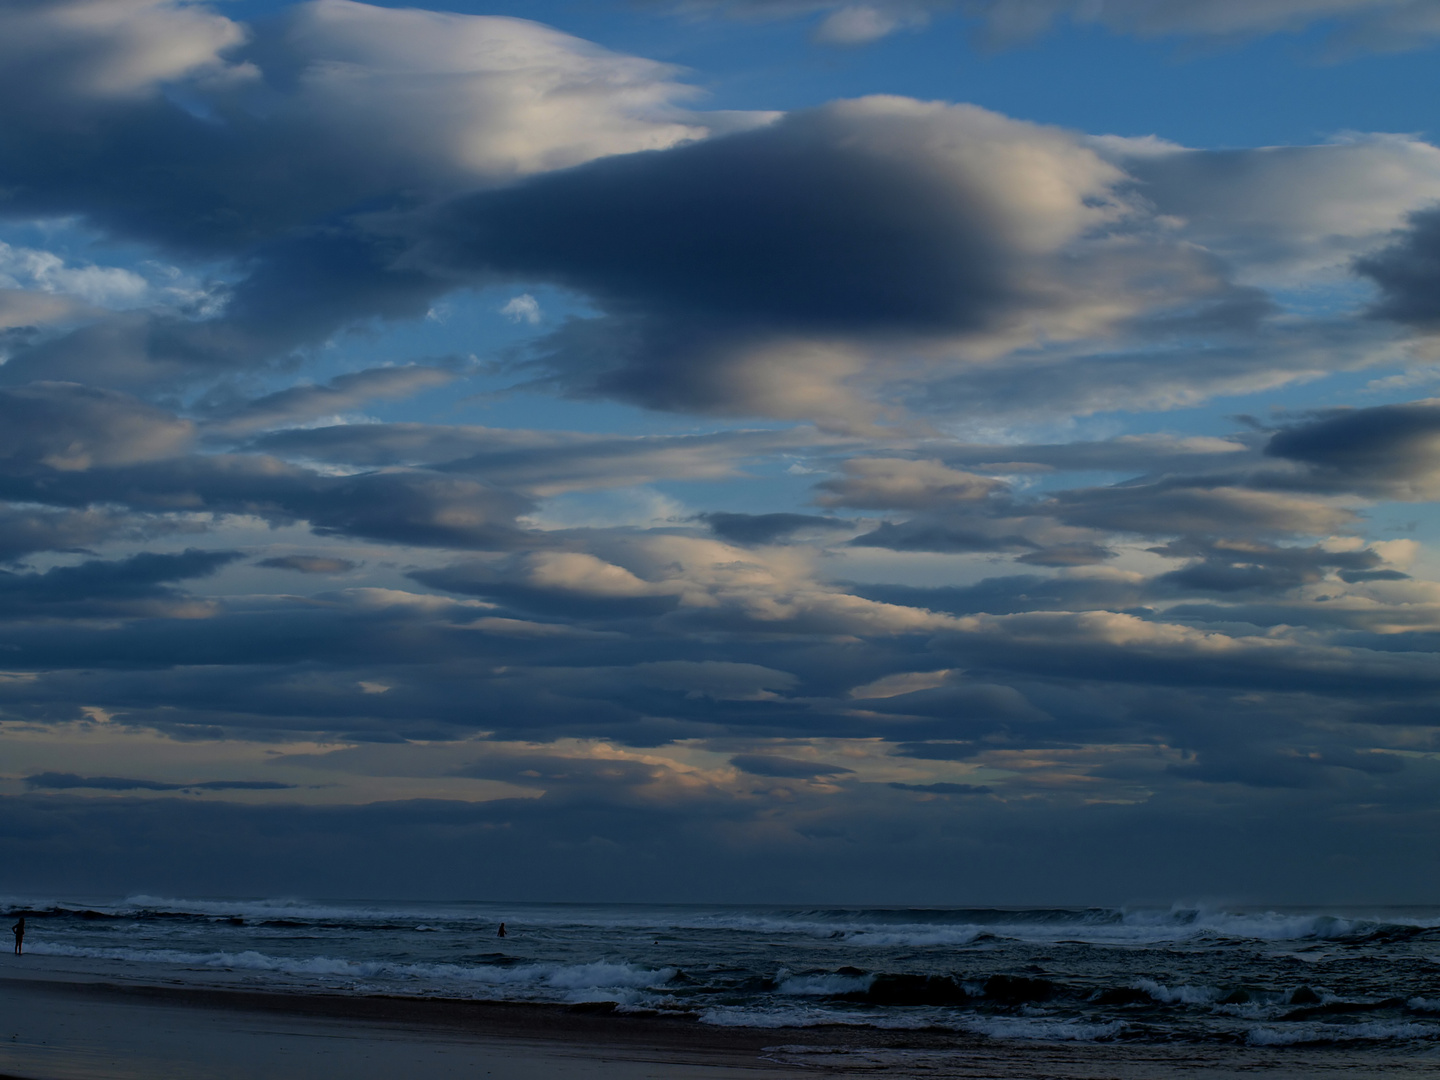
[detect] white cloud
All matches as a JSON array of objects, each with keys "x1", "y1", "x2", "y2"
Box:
[{"x1": 500, "y1": 293, "x2": 543, "y2": 324}]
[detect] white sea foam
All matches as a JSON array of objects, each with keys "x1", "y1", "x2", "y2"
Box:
[
  {"x1": 962, "y1": 1016, "x2": 1127, "y2": 1041},
  {"x1": 20, "y1": 896, "x2": 1436, "y2": 950},
  {"x1": 14, "y1": 896, "x2": 1440, "y2": 1048},
  {"x1": 775, "y1": 971, "x2": 874, "y2": 996},
  {"x1": 1130, "y1": 978, "x2": 1220, "y2": 1005},
  {"x1": 26, "y1": 942, "x2": 673, "y2": 1000},
  {"x1": 1247, "y1": 1021, "x2": 1437, "y2": 1046},
  {"x1": 699, "y1": 1004, "x2": 937, "y2": 1029}
]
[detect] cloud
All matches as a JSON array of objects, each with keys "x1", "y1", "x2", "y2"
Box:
[
  {"x1": 888, "y1": 781, "x2": 992, "y2": 793},
  {"x1": 23, "y1": 772, "x2": 294, "y2": 792},
  {"x1": 815, "y1": 458, "x2": 1004, "y2": 509},
  {"x1": 680, "y1": 0, "x2": 1440, "y2": 52},
  {"x1": 1048, "y1": 480, "x2": 1357, "y2": 538},
  {"x1": 256, "y1": 555, "x2": 359, "y2": 574},
  {"x1": 0, "y1": 506, "x2": 135, "y2": 563},
  {"x1": 698, "y1": 511, "x2": 855, "y2": 544},
  {"x1": 1103, "y1": 136, "x2": 1440, "y2": 280},
  {"x1": 0, "y1": 0, "x2": 705, "y2": 252},
  {"x1": 0, "y1": 242, "x2": 152, "y2": 308},
  {"x1": 1356, "y1": 206, "x2": 1440, "y2": 330},
  {"x1": 0, "y1": 382, "x2": 193, "y2": 472},
  {"x1": 0, "y1": 548, "x2": 240, "y2": 620},
  {"x1": 1150, "y1": 538, "x2": 1391, "y2": 595},
  {"x1": 500, "y1": 293, "x2": 543, "y2": 324},
  {"x1": 0, "y1": 0, "x2": 716, "y2": 391},
  {"x1": 1264, "y1": 399, "x2": 1440, "y2": 499},
  {"x1": 0, "y1": 0, "x2": 246, "y2": 104},
  {"x1": 417, "y1": 96, "x2": 1225, "y2": 424},
  {"x1": 257, "y1": 424, "x2": 831, "y2": 496},
  {"x1": 0, "y1": 289, "x2": 91, "y2": 332},
  {"x1": 935, "y1": 432, "x2": 1253, "y2": 474},
  {"x1": 3, "y1": 0, "x2": 1440, "y2": 907},
  {"x1": 0, "y1": 437, "x2": 537, "y2": 550},
  {"x1": 814, "y1": 3, "x2": 932, "y2": 43},
  {"x1": 970, "y1": 0, "x2": 1440, "y2": 51},
  {"x1": 199, "y1": 365, "x2": 457, "y2": 438},
  {"x1": 730, "y1": 753, "x2": 854, "y2": 776}
]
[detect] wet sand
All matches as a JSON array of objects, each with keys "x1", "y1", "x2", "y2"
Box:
[
  {"x1": 3, "y1": 957, "x2": 1439, "y2": 1080},
  {"x1": 0, "y1": 969, "x2": 808, "y2": 1080}
]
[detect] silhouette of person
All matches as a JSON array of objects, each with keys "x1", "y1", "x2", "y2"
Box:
[
  {"x1": 11, "y1": 917, "x2": 23, "y2": 955},
  {"x1": 497, "y1": 922, "x2": 506, "y2": 938}
]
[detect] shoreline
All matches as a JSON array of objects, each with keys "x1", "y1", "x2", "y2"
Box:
[
  {"x1": 2, "y1": 969, "x2": 822, "y2": 1053},
  {"x1": 0, "y1": 968, "x2": 814, "y2": 1080},
  {"x1": 4, "y1": 962, "x2": 1440, "y2": 1079}
]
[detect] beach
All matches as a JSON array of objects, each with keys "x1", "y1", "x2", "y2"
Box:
[
  {"x1": 0, "y1": 959, "x2": 805, "y2": 1080},
  {"x1": 5, "y1": 954, "x2": 1440, "y2": 1080}
]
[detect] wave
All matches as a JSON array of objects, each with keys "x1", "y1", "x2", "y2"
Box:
[
  {"x1": 699, "y1": 1004, "x2": 941, "y2": 1029},
  {"x1": 25, "y1": 942, "x2": 674, "y2": 1002},
  {"x1": 1247, "y1": 1020, "x2": 1439, "y2": 1046},
  {"x1": 9, "y1": 896, "x2": 1440, "y2": 949},
  {"x1": 1128, "y1": 978, "x2": 1222, "y2": 1005},
  {"x1": 774, "y1": 971, "x2": 874, "y2": 997},
  {"x1": 963, "y1": 1016, "x2": 1127, "y2": 1042}
]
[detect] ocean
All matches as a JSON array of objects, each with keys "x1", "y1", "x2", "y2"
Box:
[{"x1": 7, "y1": 897, "x2": 1440, "y2": 1053}]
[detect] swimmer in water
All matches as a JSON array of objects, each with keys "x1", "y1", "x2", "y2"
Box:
[{"x1": 497, "y1": 922, "x2": 506, "y2": 938}]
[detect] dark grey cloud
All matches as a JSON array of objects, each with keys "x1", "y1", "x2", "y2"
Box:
[
  {"x1": 1150, "y1": 538, "x2": 1389, "y2": 595},
  {"x1": 889, "y1": 741, "x2": 984, "y2": 760},
  {"x1": 853, "y1": 576, "x2": 1148, "y2": 616},
  {"x1": 889, "y1": 781, "x2": 993, "y2": 794},
  {"x1": 1167, "y1": 744, "x2": 1404, "y2": 790},
  {"x1": 730, "y1": 754, "x2": 854, "y2": 777},
  {"x1": 0, "y1": 549, "x2": 240, "y2": 619},
  {"x1": 0, "y1": 506, "x2": 132, "y2": 563},
  {"x1": 455, "y1": 753, "x2": 663, "y2": 792},
  {"x1": 1264, "y1": 400, "x2": 1440, "y2": 499},
  {"x1": 0, "y1": 449, "x2": 536, "y2": 552},
  {"x1": 413, "y1": 97, "x2": 1228, "y2": 422},
  {"x1": 930, "y1": 611, "x2": 1440, "y2": 698},
  {"x1": 698, "y1": 511, "x2": 853, "y2": 544},
  {"x1": 427, "y1": 109, "x2": 1016, "y2": 336},
  {"x1": 848, "y1": 517, "x2": 1040, "y2": 554},
  {"x1": 1357, "y1": 206, "x2": 1440, "y2": 329},
  {"x1": 23, "y1": 772, "x2": 294, "y2": 792},
  {"x1": 257, "y1": 555, "x2": 359, "y2": 574},
  {"x1": 1015, "y1": 542, "x2": 1116, "y2": 566},
  {"x1": 1048, "y1": 478, "x2": 1355, "y2": 538},
  {"x1": 0, "y1": 382, "x2": 193, "y2": 472}
]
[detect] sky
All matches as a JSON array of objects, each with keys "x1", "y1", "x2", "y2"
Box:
[{"x1": 3, "y1": 0, "x2": 1440, "y2": 906}]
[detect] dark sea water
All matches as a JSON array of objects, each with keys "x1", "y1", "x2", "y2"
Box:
[{"x1": 8, "y1": 897, "x2": 1440, "y2": 1052}]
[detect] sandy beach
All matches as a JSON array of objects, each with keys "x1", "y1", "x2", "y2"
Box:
[
  {"x1": 4, "y1": 954, "x2": 1440, "y2": 1080},
  {"x1": 0, "y1": 963, "x2": 807, "y2": 1080}
]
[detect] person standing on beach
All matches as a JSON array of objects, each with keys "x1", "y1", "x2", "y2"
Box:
[{"x1": 11, "y1": 917, "x2": 22, "y2": 955}]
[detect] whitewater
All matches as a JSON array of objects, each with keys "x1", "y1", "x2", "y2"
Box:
[{"x1": 6, "y1": 897, "x2": 1440, "y2": 1050}]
